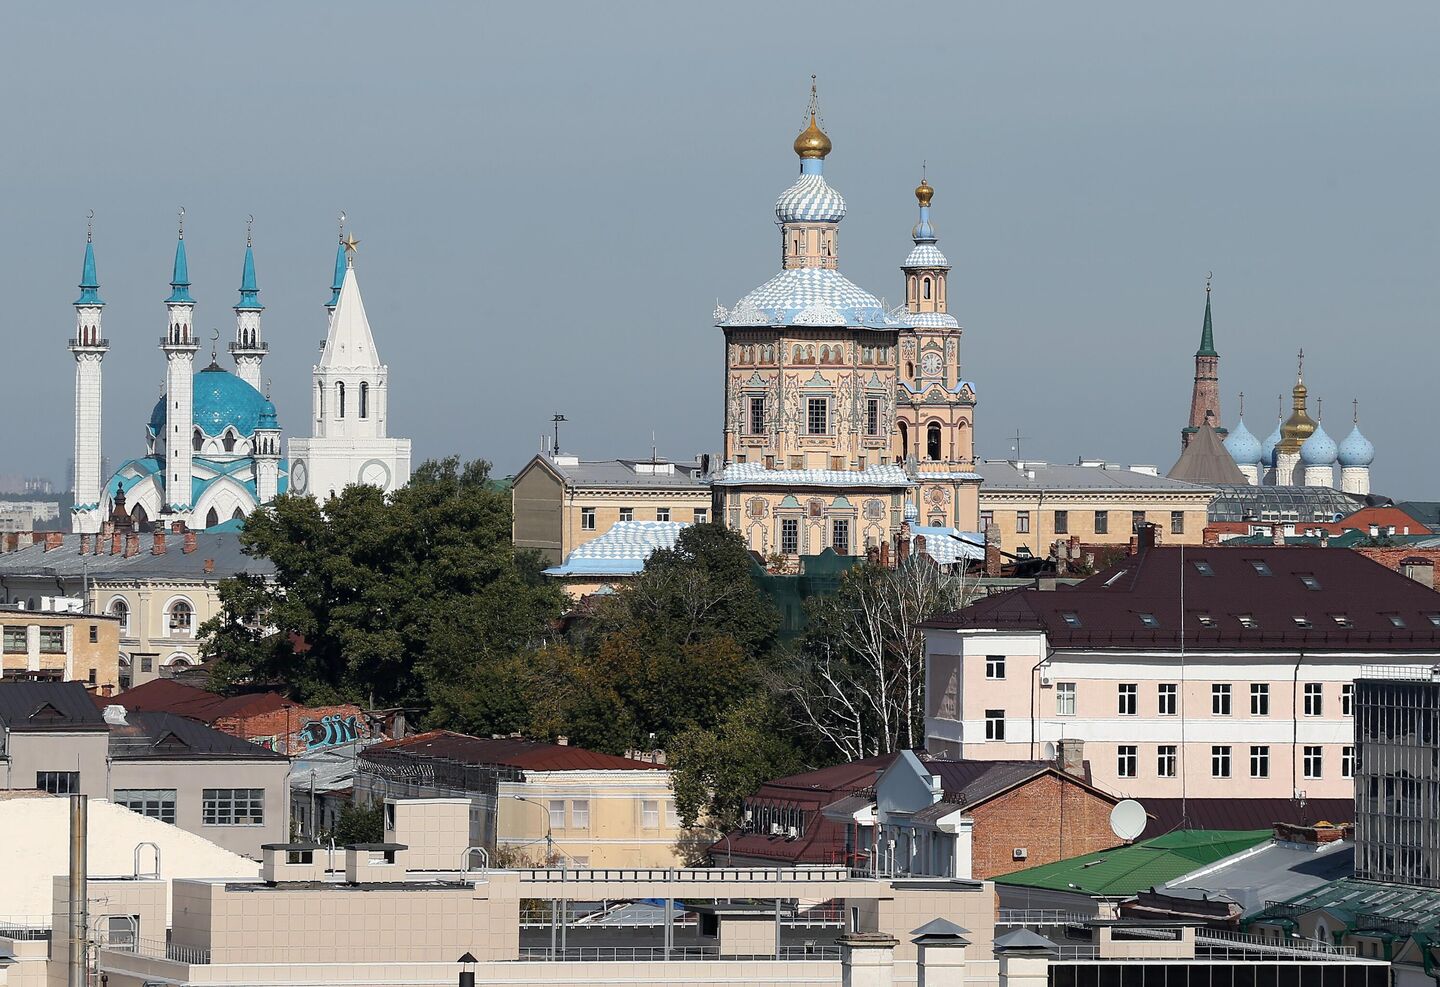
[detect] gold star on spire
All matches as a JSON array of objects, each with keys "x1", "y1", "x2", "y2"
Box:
[{"x1": 342, "y1": 232, "x2": 360, "y2": 267}]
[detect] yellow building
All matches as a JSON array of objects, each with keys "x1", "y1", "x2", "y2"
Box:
[
  {"x1": 511, "y1": 454, "x2": 709, "y2": 565},
  {"x1": 0, "y1": 607, "x2": 122, "y2": 693},
  {"x1": 976, "y1": 459, "x2": 1217, "y2": 558}
]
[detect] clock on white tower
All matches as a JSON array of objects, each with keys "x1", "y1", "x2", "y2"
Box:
[
  {"x1": 290, "y1": 459, "x2": 308, "y2": 494},
  {"x1": 359, "y1": 459, "x2": 391, "y2": 488}
]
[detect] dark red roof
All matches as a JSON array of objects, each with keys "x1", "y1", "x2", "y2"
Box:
[
  {"x1": 1140, "y1": 798, "x2": 1353, "y2": 838},
  {"x1": 364, "y1": 730, "x2": 663, "y2": 772},
  {"x1": 926, "y1": 545, "x2": 1440, "y2": 650},
  {"x1": 112, "y1": 679, "x2": 291, "y2": 724}
]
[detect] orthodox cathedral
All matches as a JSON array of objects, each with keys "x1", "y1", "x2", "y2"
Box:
[
  {"x1": 70, "y1": 219, "x2": 410, "y2": 534},
  {"x1": 711, "y1": 84, "x2": 981, "y2": 559}
]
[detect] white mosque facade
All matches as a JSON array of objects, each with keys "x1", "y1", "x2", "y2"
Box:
[{"x1": 71, "y1": 224, "x2": 409, "y2": 534}]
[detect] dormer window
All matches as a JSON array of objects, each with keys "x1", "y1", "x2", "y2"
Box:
[
  {"x1": 1331, "y1": 614, "x2": 1353, "y2": 628},
  {"x1": 1191, "y1": 560, "x2": 1214, "y2": 576},
  {"x1": 1248, "y1": 560, "x2": 1273, "y2": 576},
  {"x1": 1387, "y1": 614, "x2": 1407, "y2": 628},
  {"x1": 1237, "y1": 614, "x2": 1259, "y2": 629},
  {"x1": 1061, "y1": 612, "x2": 1082, "y2": 627},
  {"x1": 1195, "y1": 613, "x2": 1216, "y2": 627},
  {"x1": 1293, "y1": 616, "x2": 1313, "y2": 629},
  {"x1": 1298, "y1": 574, "x2": 1322, "y2": 591},
  {"x1": 1138, "y1": 613, "x2": 1159, "y2": 628}
]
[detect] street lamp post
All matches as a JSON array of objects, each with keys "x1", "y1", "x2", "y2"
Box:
[{"x1": 512, "y1": 795, "x2": 564, "y2": 958}]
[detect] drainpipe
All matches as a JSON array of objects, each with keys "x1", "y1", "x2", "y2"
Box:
[
  {"x1": 1291, "y1": 651, "x2": 1305, "y2": 803},
  {"x1": 1029, "y1": 643, "x2": 1055, "y2": 761},
  {"x1": 68, "y1": 795, "x2": 88, "y2": 987}
]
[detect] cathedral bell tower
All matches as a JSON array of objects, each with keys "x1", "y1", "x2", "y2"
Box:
[
  {"x1": 161, "y1": 212, "x2": 199, "y2": 519},
  {"x1": 230, "y1": 218, "x2": 266, "y2": 390},
  {"x1": 1181, "y1": 278, "x2": 1225, "y2": 450},
  {"x1": 70, "y1": 217, "x2": 108, "y2": 533}
]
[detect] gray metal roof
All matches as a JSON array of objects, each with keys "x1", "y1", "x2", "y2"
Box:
[
  {"x1": 1165, "y1": 839, "x2": 1354, "y2": 916},
  {"x1": 976, "y1": 460, "x2": 1214, "y2": 494},
  {"x1": 109, "y1": 709, "x2": 286, "y2": 760},
  {"x1": 0, "y1": 681, "x2": 106, "y2": 731},
  {"x1": 540, "y1": 455, "x2": 707, "y2": 491},
  {"x1": 0, "y1": 532, "x2": 272, "y2": 581}
]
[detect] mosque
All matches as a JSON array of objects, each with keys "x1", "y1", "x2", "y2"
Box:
[{"x1": 69, "y1": 218, "x2": 411, "y2": 534}]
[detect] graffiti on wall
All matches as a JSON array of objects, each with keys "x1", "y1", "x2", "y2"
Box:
[{"x1": 300, "y1": 713, "x2": 362, "y2": 751}]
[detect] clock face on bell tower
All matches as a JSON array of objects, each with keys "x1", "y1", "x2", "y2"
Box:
[{"x1": 920, "y1": 350, "x2": 943, "y2": 379}]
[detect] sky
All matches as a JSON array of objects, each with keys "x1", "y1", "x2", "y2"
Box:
[{"x1": 2, "y1": 2, "x2": 1437, "y2": 495}]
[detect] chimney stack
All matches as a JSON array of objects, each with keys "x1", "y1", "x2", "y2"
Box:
[
  {"x1": 1056, "y1": 738, "x2": 1085, "y2": 778},
  {"x1": 79, "y1": 534, "x2": 91, "y2": 554},
  {"x1": 110, "y1": 532, "x2": 122, "y2": 556},
  {"x1": 1272, "y1": 524, "x2": 1285, "y2": 546},
  {"x1": 44, "y1": 532, "x2": 64, "y2": 552},
  {"x1": 152, "y1": 532, "x2": 167, "y2": 555},
  {"x1": 203, "y1": 558, "x2": 215, "y2": 574},
  {"x1": 124, "y1": 533, "x2": 140, "y2": 558},
  {"x1": 171, "y1": 520, "x2": 185, "y2": 533},
  {"x1": 183, "y1": 530, "x2": 198, "y2": 554}
]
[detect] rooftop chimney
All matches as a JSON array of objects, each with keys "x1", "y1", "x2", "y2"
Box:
[
  {"x1": 124, "y1": 533, "x2": 140, "y2": 558},
  {"x1": 44, "y1": 532, "x2": 64, "y2": 552},
  {"x1": 203, "y1": 558, "x2": 215, "y2": 574},
  {"x1": 1272, "y1": 524, "x2": 1285, "y2": 546},
  {"x1": 79, "y1": 534, "x2": 91, "y2": 554},
  {"x1": 1056, "y1": 738, "x2": 1085, "y2": 778},
  {"x1": 152, "y1": 532, "x2": 167, "y2": 555},
  {"x1": 170, "y1": 520, "x2": 185, "y2": 533},
  {"x1": 110, "y1": 532, "x2": 122, "y2": 556},
  {"x1": 183, "y1": 530, "x2": 198, "y2": 554}
]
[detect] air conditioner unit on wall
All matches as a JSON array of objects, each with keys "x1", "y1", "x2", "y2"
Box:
[
  {"x1": 1013, "y1": 847, "x2": 1029, "y2": 860},
  {"x1": 1039, "y1": 672, "x2": 1053, "y2": 686}
]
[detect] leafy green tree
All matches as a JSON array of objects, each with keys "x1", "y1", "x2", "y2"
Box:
[
  {"x1": 330, "y1": 800, "x2": 384, "y2": 845},
  {"x1": 668, "y1": 694, "x2": 803, "y2": 832}
]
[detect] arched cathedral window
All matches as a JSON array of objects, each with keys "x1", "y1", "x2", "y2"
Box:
[
  {"x1": 222, "y1": 429, "x2": 236, "y2": 453},
  {"x1": 337, "y1": 382, "x2": 346, "y2": 419},
  {"x1": 927, "y1": 423, "x2": 942, "y2": 462},
  {"x1": 359, "y1": 382, "x2": 369, "y2": 419}
]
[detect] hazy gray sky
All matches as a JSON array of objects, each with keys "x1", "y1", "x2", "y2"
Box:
[{"x1": 4, "y1": 2, "x2": 1437, "y2": 494}]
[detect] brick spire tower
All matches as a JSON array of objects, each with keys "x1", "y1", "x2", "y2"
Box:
[{"x1": 1181, "y1": 277, "x2": 1226, "y2": 450}]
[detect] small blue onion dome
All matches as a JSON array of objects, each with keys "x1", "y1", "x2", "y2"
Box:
[
  {"x1": 1337, "y1": 423, "x2": 1375, "y2": 467},
  {"x1": 257, "y1": 398, "x2": 279, "y2": 430},
  {"x1": 1261, "y1": 421, "x2": 1283, "y2": 467},
  {"x1": 1223, "y1": 419, "x2": 1263, "y2": 465},
  {"x1": 1300, "y1": 422, "x2": 1338, "y2": 465},
  {"x1": 776, "y1": 173, "x2": 846, "y2": 225},
  {"x1": 904, "y1": 501, "x2": 919, "y2": 523}
]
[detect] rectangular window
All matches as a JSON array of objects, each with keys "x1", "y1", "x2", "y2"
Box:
[
  {"x1": 1117, "y1": 683, "x2": 1137, "y2": 716},
  {"x1": 1056, "y1": 682, "x2": 1076, "y2": 716},
  {"x1": 202, "y1": 788, "x2": 264, "y2": 826},
  {"x1": 984, "y1": 709, "x2": 1006, "y2": 741},
  {"x1": 807, "y1": 398, "x2": 828, "y2": 435},
  {"x1": 571, "y1": 799, "x2": 590, "y2": 830},
  {"x1": 979, "y1": 510, "x2": 994, "y2": 531},
  {"x1": 1304, "y1": 683, "x2": 1323, "y2": 716},
  {"x1": 89, "y1": 625, "x2": 98, "y2": 644},
  {"x1": 619, "y1": 507, "x2": 633, "y2": 522},
  {"x1": 1343, "y1": 746, "x2": 1354, "y2": 778},
  {"x1": 1171, "y1": 511, "x2": 1185, "y2": 535},
  {"x1": 1212, "y1": 684, "x2": 1232, "y2": 716},
  {"x1": 1251, "y1": 683, "x2": 1270, "y2": 716},
  {"x1": 693, "y1": 508, "x2": 708, "y2": 524},
  {"x1": 1061, "y1": 611, "x2": 1081, "y2": 627},
  {"x1": 1132, "y1": 510, "x2": 1147, "y2": 532},
  {"x1": 1158, "y1": 683, "x2": 1177, "y2": 716},
  {"x1": 1016, "y1": 511, "x2": 1030, "y2": 534},
  {"x1": 1342, "y1": 684, "x2": 1353, "y2": 716},
  {"x1": 1192, "y1": 560, "x2": 1214, "y2": 576},
  {"x1": 1237, "y1": 614, "x2": 1258, "y2": 629},
  {"x1": 1298, "y1": 574, "x2": 1322, "y2": 591},
  {"x1": 780, "y1": 518, "x2": 799, "y2": 555},
  {"x1": 1138, "y1": 612, "x2": 1159, "y2": 628},
  {"x1": 38, "y1": 627, "x2": 64, "y2": 654},
  {"x1": 831, "y1": 517, "x2": 850, "y2": 554},
  {"x1": 1117, "y1": 745, "x2": 1137, "y2": 778},
  {"x1": 1303, "y1": 745, "x2": 1323, "y2": 779},
  {"x1": 1250, "y1": 745, "x2": 1270, "y2": 778},
  {"x1": 548, "y1": 800, "x2": 565, "y2": 830},
  {"x1": 1249, "y1": 560, "x2": 1273, "y2": 576},
  {"x1": 580, "y1": 508, "x2": 596, "y2": 531},
  {"x1": 642, "y1": 799, "x2": 660, "y2": 829},
  {"x1": 1195, "y1": 612, "x2": 1216, "y2": 627},
  {"x1": 37, "y1": 771, "x2": 80, "y2": 795},
  {"x1": 865, "y1": 398, "x2": 880, "y2": 436},
  {"x1": 1094, "y1": 511, "x2": 1109, "y2": 535},
  {"x1": 114, "y1": 789, "x2": 176, "y2": 824},
  {"x1": 1157, "y1": 745, "x2": 1177, "y2": 778},
  {"x1": 985, "y1": 655, "x2": 1006, "y2": 680},
  {"x1": 656, "y1": 507, "x2": 671, "y2": 522},
  {"x1": 1211, "y1": 745, "x2": 1232, "y2": 779},
  {"x1": 1053, "y1": 510, "x2": 1068, "y2": 535},
  {"x1": 1, "y1": 626, "x2": 24, "y2": 653},
  {"x1": 749, "y1": 396, "x2": 766, "y2": 435}
]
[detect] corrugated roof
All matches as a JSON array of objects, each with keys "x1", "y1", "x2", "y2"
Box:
[
  {"x1": 112, "y1": 679, "x2": 291, "y2": 724},
  {"x1": 0, "y1": 531, "x2": 272, "y2": 580},
  {"x1": 0, "y1": 681, "x2": 107, "y2": 731},
  {"x1": 363, "y1": 729, "x2": 663, "y2": 772},
  {"x1": 976, "y1": 461, "x2": 1214, "y2": 494},
  {"x1": 1250, "y1": 876, "x2": 1440, "y2": 934},
  {"x1": 544, "y1": 521, "x2": 689, "y2": 577},
  {"x1": 534, "y1": 455, "x2": 707, "y2": 491},
  {"x1": 109, "y1": 710, "x2": 285, "y2": 760},
  {"x1": 994, "y1": 830, "x2": 1272, "y2": 897}
]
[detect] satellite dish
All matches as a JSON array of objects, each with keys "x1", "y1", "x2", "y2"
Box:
[
  {"x1": 1110, "y1": 799, "x2": 1147, "y2": 842},
  {"x1": 1042, "y1": 741, "x2": 1057, "y2": 760}
]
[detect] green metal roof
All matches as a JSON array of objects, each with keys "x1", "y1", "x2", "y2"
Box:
[
  {"x1": 1196, "y1": 292, "x2": 1217, "y2": 358},
  {"x1": 993, "y1": 830, "x2": 1270, "y2": 897},
  {"x1": 1248, "y1": 877, "x2": 1440, "y2": 936}
]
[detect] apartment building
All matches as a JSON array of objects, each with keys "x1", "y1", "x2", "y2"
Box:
[
  {"x1": 924, "y1": 531, "x2": 1440, "y2": 800},
  {"x1": 0, "y1": 606, "x2": 122, "y2": 692}
]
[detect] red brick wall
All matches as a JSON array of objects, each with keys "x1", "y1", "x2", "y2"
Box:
[
  {"x1": 216, "y1": 704, "x2": 374, "y2": 755},
  {"x1": 971, "y1": 773, "x2": 1118, "y2": 879},
  {"x1": 1355, "y1": 548, "x2": 1440, "y2": 585}
]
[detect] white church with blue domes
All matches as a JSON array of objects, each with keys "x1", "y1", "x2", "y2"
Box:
[{"x1": 70, "y1": 218, "x2": 409, "y2": 534}]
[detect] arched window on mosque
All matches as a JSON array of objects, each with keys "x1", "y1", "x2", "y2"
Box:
[
  {"x1": 192, "y1": 428, "x2": 203, "y2": 452},
  {"x1": 927, "y1": 423, "x2": 942, "y2": 462},
  {"x1": 205, "y1": 508, "x2": 219, "y2": 529},
  {"x1": 337, "y1": 382, "x2": 346, "y2": 419},
  {"x1": 232, "y1": 506, "x2": 245, "y2": 521},
  {"x1": 222, "y1": 429, "x2": 236, "y2": 453},
  {"x1": 359, "y1": 381, "x2": 369, "y2": 419}
]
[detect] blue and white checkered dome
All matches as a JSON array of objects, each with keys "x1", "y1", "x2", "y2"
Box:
[
  {"x1": 722, "y1": 267, "x2": 902, "y2": 329},
  {"x1": 1223, "y1": 418, "x2": 1263, "y2": 465},
  {"x1": 775, "y1": 172, "x2": 847, "y2": 225},
  {"x1": 903, "y1": 243, "x2": 949, "y2": 268},
  {"x1": 1337, "y1": 423, "x2": 1375, "y2": 467},
  {"x1": 1300, "y1": 422, "x2": 1338, "y2": 466}
]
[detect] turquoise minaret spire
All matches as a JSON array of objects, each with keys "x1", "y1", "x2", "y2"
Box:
[
  {"x1": 167, "y1": 222, "x2": 194, "y2": 304},
  {"x1": 327, "y1": 213, "x2": 346, "y2": 312},
  {"x1": 75, "y1": 229, "x2": 103, "y2": 307},
  {"x1": 232, "y1": 217, "x2": 267, "y2": 389},
  {"x1": 235, "y1": 242, "x2": 263, "y2": 311}
]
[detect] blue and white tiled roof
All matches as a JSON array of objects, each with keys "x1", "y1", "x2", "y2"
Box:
[
  {"x1": 712, "y1": 462, "x2": 912, "y2": 488},
  {"x1": 903, "y1": 243, "x2": 949, "y2": 269},
  {"x1": 543, "y1": 521, "x2": 689, "y2": 578},
  {"x1": 899, "y1": 310, "x2": 960, "y2": 329},
  {"x1": 912, "y1": 470, "x2": 984, "y2": 481},
  {"x1": 718, "y1": 268, "x2": 908, "y2": 329},
  {"x1": 775, "y1": 173, "x2": 847, "y2": 225},
  {"x1": 909, "y1": 526, "x2": 985, "y2": 566}
]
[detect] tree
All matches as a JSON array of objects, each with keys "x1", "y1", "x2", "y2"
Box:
[
  {"x1": 772, "y1": 556, "x2": 972, "y2": 761},
  {"x1": 667, "y1": 694, "x2": 803, "y2": 833},
  {"x1": 330, "y1": 800, "x2": 383, "y2": 845}
]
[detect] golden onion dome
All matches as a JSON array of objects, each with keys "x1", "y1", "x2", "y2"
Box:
[
  {"x1": 1277, "y1": 379, "x2": 1316, "y2": 453},
  {"x1": 915, "y1": 178, "x2": 934, "y2": 207},
  {"x1": 794, "y1": 112, "x2": 832, "y2": 159}
]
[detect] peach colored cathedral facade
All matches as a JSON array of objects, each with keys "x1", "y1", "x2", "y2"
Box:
[{"x1": 711, "y1": 91, "x2": 980, "y2": 560}]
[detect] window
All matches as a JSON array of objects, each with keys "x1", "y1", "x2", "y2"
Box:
[
  {"x1": 1094, "y1": 511, "x2": 1109, "y2": 535},
  {"x1": 979, "y1": 510, "x2": 993, "y2": 531},
  {"x1": 1061, "y1": 611, "x2": 1081, "y2": 627},
  {"x1": 1331, "y1": 614, "x2": 1352, "y2": 628},
  {"x1": 657, "y1": 507, "x2": 671, "y2": 522},
  {"x1": 984, "y1": 709, "x2": 1005, "y2": 741},
  {"x1": 202, "y1": 788, "x2": 264, "y2": 826},
  {"x1": 780, "y1": 518, "x2": 799, "y2": 555},
  {"x1": 1158, "y1": 683, "x2": 1177, "y2": 716},
  {"x1": 1342, "y1": 684, "x2": 1353, "y2": 716},
  {"x1": 1298, "y1": 574, "x2": 1321, "y2": 591},
  {"x1": 926, "y1": 423, "x2": 942, "y2": 461},
  {"x1": 694, "y1": 508, "x2": 708, "y2": 524},
  {"x1": 2, "y1": 626, "x2": 26, "y2": 653},
  {"x1": 1211, "y1": 746, "x2": 1232, "y2": 778},
  {"x1": 168, "y1": 600, "x2": 194, "y2": 638},
  {"x1": 1212, "y1": 684, "x2": 1232, "y2": 716},
  {"x1": 618, "y1": 507, "x2": 633, "y2": 522},
  {"x1": 1117, "y1": 683, "x2": 1137, "y2": 716},
  {"x1": 831, "y1": 517, "x2": 850, "y2": 554},
  {"x1": 1117, "y1": 745, "x2": 1137, "y2": 778},
  {"x1": 1157, "y1": 745, "x2": 1177, "y2": 778},
  {"x1": 1016, "y1": 511, "x2": 1030, "y2": 534},
  {"x1": 115, "y1": 789, "x2": 176, "y2": 824},
  {"x1": 571, "y1": 799, "x2": 590, "y2": 830},
  {"x1": 641, "y1": 800, "x2": 660, "y2": 829},
  {"x1": 1192, "y1": 560, "x2": 1214, "y2": 576},
  {"x1": 140, "y1": 656, "x2": 153, "y2": 673},
  {"x1": 359, "y1": 381, "x2": 369, "y2": 419},
  {"x1": 192, "y1": 428, "x2": 203, "y2": 452},
  {"x1": 807, "y1": 398, "x2": 828, "y2": 435},
  {"x1": 749, "y1": 396, "x2": 766, "y2": 435},
  {"x1": 89, "y1": 625, "x2": 98, "y2": 644},
  {"x1": 1237, "y1": 614, "x2": 1258, "y2": 629},
  {"x1": 1342, "y1": 746, "x2": 1354, "y2": 778},
  {"x1": 37, "y1": 771, "x2": 80, "y2": 795},
  {"x1": 1132, "y1": 510, "x2": 1146, "y2": 531},
  {"x1": 1429, "y1": 614, "x2": 1440, "y2": 627},
  {"x1": 548, "y1": 800, "x2": 565, "y2": 830},
  {"x1": 109, "y1": 599, "x2": 130, "y2": 635},
  {"x1": 1056, "y1": 682, "x2": 1076, "y2": 716},
  {"x1": 1195, "y1": 612, "x2": 1216, "y2": 627},
  {"x1": 865, "y1": 398, "x2": 880, "y2": 436},
  {"x1": 985, "y1": 655, "x2": 1006, "y2": 680},
  {"x1": 1171, "y1": 511, "x2": 1185, "y2": 535},
  {"x1": 580, "y1": 508, "x2": 597, "y2": 531},
  {"x1": 1250, "y1": 745, "x2": 1270, "y2": 778},
  {"x1": 38, "y1": 627, "x2": 64, "y2": 654},
  {"x1": 1303, "y1": 746, "x2": 1323, "y2": 779},
  {"x1": 1293, "y1": 616, "x2": 1313, "y2": 629},
  {"x1": 1387, "y1": 614, "x2": 1407, "y2": 628},
  {"x1": 1251, "y1": 683, "x2": 1270, "y2": 716},
  {"x1": 1248, "y1": 560, "x2": 1273, "y2": 576},
  {"x1": 1054, "y1": 510, "x2": 1068, "y2": 534},
  {"x1": 1138, "y1": 612, "x2": 1159, "y2": 628},
  {"x1": 1304, "y1": 683, "x2": 1323, "y2": 716},
  {"x1": 337, "y1": 381, "x2": 346, "y2": 419}
]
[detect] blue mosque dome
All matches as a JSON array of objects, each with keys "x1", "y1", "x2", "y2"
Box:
[
  {"x1": 149, "y1": 364, "x2": 276, "y2": 439},
  {"x1": 1337, "y1": 423, "x2": 1375, "y2": 467},
  {"x1": 1299, "y1": 422, "x2": 1338, "y2": 466},
  {"x1": 1260, "y1": 420, "x2": 1283, "y2": 467},
  {"x1": 1223, "y1": 419, "x2": 1263, "y2": 465}
]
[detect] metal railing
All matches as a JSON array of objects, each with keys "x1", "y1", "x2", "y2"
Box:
[
  {"x1": 122, "y1": 936, "x2": 212, "y2": 965},
  {"x1": 0, "y1": 916, "x2": 52, "y2": 940},
  {"x1": 515, "y1": 945, "x2": 840, "y2": 962},
  {"x1": 518, "y1": 900, "x2": 845, "y2": 929},
  {"x1": 997, "y1": 909, "x2": 1094, "y2": 927},
  {"x1": 1198, "y1": 928, "x2": 1357, "y2": 959},
  {"x1": 516, "y1": 865, "x2": 855, "y2": 884}
]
